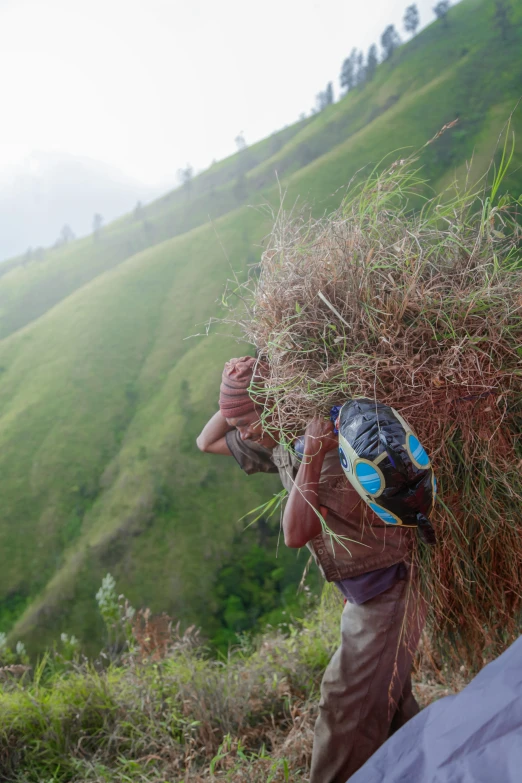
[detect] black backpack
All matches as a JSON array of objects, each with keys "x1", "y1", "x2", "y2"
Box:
[{"x1": 336, "y1": 398, "x2": 436, "y2": 545}]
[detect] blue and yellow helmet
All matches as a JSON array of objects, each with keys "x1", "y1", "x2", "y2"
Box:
[{"x1": 336, "y1": 398, "x2": 436, "y2": 545}]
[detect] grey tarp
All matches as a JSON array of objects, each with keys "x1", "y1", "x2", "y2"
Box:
[{"x1": 350, "y1": 635, "x2": 522, "y2": 783}]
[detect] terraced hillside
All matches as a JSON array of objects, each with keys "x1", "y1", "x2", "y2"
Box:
[{"x1": 1, "y1": 0, "x2": 521, "y2": 652}]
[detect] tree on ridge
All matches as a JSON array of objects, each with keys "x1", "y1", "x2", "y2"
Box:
[
  {"x1": 381, "y1": 24, "x2": 401, "y2": 60},
  {"x1": 404, "y1": 4, "x2": 420, "y2": 35},
  {"x1": 325, "y1": 82, "x2": 334, "y2": 106},
  {"x1": 92, "y1": 213, "x2": 103, "y2": 242},
  {"x1": 433, "y1": 0, "x2": 450, "y2": 26},
  {"x1": 177, "y1": 164, "x2": 194, "y2": 200},
  {"x1": 133, "y1": 201, "x2": 144, "y2": 221},
  {"x1": 355, "y1": 51, "x2": 366, "y2": 86},
  {"x1": 366, "y1": 44, "x2": 379, "y2": 82},
  {"x1": 234, "y1": 132, "x2": 247, "y2": 152},
  {"x1": 58, "y1": 224, "x2": 75, "y2": 246},
  {"x1": 316, "y1": 82, "x2": 334, "y2": 111},
  {"x1": 340, "y1": 49, "x2": 357, "y2": 93}
]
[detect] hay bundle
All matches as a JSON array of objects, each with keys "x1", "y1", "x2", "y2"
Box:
[{"x1": 224, "y1": 154, "x2": 522, "y2": 666}]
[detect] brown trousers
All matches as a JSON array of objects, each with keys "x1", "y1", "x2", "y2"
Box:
[{"x1": 309, "y1": 570, "x2": 425, "y2": 783}]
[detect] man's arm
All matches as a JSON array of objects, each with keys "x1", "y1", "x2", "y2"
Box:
[
  {"x1": 196, "y1": 411, "x2": 234, "y2": 456},
  {"x1": 283, "y1": 417, "x2": 338, "y2": 548}
]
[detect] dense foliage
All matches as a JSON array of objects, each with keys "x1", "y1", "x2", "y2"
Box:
[
  {"x1": 0, "y1": 578, "x2": 339, "y2": 783},
  {"x1": 0, "y1": 578, "x2": 463, "y2": 783}
]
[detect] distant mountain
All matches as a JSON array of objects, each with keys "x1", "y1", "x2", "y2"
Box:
[{"x1": 0, "y1": 151, "x2": 162, "y2": 261}]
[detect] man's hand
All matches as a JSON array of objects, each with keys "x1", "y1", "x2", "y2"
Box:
[{"x1": 304, "y1": 416, "x2": 338, "y2": 458}]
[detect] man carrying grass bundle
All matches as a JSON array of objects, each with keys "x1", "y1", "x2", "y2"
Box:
[{"x1": 197, "y1": 355, "x2": 425, "y2": 783}]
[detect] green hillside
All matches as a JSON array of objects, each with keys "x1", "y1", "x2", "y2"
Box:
[{"x1": 1, "y1": 0, "x2": 521, "y2": 653}]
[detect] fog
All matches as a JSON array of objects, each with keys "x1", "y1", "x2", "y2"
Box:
[
  {"x1": 0, "y1": 0, "x2": 441, "y2": 260},
  {"x1": 0, "y1": 152, "x2": 162, "y2": 260}
]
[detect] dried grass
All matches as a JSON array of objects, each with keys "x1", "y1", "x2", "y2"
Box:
[{"x1": 221, "y1": 139, "x2": 522, "y2": 666}]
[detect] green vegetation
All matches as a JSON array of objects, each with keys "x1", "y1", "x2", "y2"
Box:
[
  {"x1": 211, "y1": 520, "x2": 320, "y2": 651},
  {"x1": 0, "y1": 575, "x2": 465, "y2": 782},
  {"x1": 0, "y1": 576, "x2": 339, "y2": 783},
  {"x1": 0, "y1": 0, "x2": 521, "y2": 654}
]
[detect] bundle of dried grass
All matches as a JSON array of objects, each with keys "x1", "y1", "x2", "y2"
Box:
[{"x1": 222, "y1": 141, "x2": 522, "y2": 666}]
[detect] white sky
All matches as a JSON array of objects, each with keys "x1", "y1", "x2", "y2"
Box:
[{"x1": 0, "y1": 0, "x2": 440, "y2": 188}]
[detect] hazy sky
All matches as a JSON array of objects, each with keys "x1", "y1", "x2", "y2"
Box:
[{"x1": 0, "y1": 0, "x2": 441, "y2": 188}]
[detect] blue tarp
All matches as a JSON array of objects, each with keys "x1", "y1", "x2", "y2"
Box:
[{"x1": 350, "y1": 636, "x2": 522, "y2": 783}]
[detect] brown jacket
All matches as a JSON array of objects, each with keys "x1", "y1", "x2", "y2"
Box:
[{"x1": 226, "y1": 431, "x2": 414, "y2": 581}]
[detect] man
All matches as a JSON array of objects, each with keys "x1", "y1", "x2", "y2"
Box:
[{"x1": 197, "y1": 356, "x2": 425, "y2": 783}]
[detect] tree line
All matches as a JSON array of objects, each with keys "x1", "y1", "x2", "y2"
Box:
[
  {"x1": 22, "y1": 0, "x2": 516, "y2": 263},
  {"x1": 315, "y1": 0, "x2": 514, "y2": 111},
  {"x1": 315, "y1": 2, "x2": 449, "y2": 110},
  {"x1": 160, "y1": 0, "x2": 516, "y2": 214}
]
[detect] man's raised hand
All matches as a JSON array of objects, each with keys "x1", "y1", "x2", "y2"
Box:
[{"x1": 304, "y1": 416, "x2": 339, "y2": 458}]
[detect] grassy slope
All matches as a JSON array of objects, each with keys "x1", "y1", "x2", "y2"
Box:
[
  {"x1": 0, "y1": 213, "x2": 280, "y2": 650},
  {"x1": 1, "y1": 0, "x2": 521, "y2": 651},
  {"x1": 0, "y1": 120, "x2": 310, "y2": 340}
]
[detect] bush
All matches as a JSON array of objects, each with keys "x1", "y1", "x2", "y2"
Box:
[{"x1": 0, "y1": 576, "x2": 343, "y2": 782}]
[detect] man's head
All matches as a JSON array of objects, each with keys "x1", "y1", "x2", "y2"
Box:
[{"x1": 219, "y1": 356, "x2": 277, "y2": 449}]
